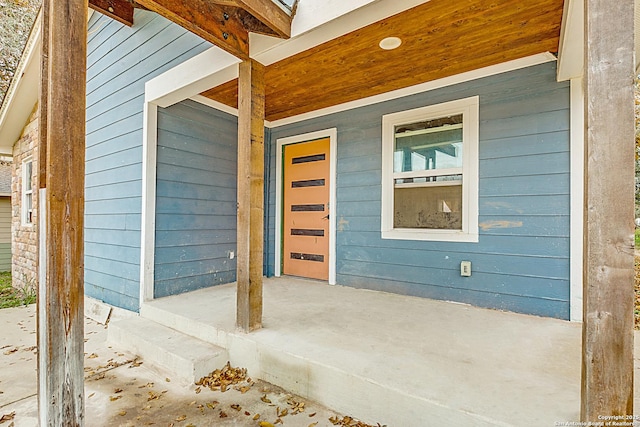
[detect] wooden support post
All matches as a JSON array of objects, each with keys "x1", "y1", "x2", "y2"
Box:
[
  {"x1": 236, "y1": 59, "x2": 265, "y2": 332},
  {"x1": 581, "y1": 0, "x2": 634, "y2": 420},
  {"x1": 38, "y1": 0, "x2": 87, "y2": 423}
]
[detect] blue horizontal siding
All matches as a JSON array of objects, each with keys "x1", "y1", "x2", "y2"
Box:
[
  {"x1": 84, "y1": 11, "x2": 211, "y2": 311},
  {"x1": 154, "y1": 100, "x2": 238, "y2": 298},
  {"x1": 268, "y1": 61, "x2": 571, "y2": 319}
]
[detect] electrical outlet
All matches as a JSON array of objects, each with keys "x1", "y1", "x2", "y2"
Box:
[{"x1": 460, "y1": 261, "x2": 471, "y2": 277}]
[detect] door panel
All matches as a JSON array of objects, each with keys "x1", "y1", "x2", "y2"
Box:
[{"x1": 283, "y1": 138, "x2": 330, "y2": 280}]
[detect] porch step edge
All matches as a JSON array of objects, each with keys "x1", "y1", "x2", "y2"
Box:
[
  {"x1": 140, "y1": 303, "x2": 229, "y2": 349},
  {"x1": 107, "y1": 316, "x2": 228, "y2": 386}
]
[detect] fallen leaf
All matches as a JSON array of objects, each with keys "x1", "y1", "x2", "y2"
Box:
[
  {"x1": 175, "y1": 415, "x2": 187, "y2": 422},
  {"x1": 230, "y1": 404, "x2": 241, "y2": 411},
  {"x1": 114, "y1": 388, "x2": 123, "y2": 394},
  {"x1": 118, "y1": 411, "x2": 126, "y2": 416},
  {"x1": 165, "y1": 378, "x2": 171, "y2": 382},
  {"x1": 259, "y1": 422, "x2": 274, "y2": 427},
  {"x1": 275, "y1": 419, "x2": 283, "y2": 425},
  {"x1": 309, "y1": 412, "x2": 316, "y2": 417},
  {"x1": 87, "y1": 353, "x2": 98, "y2": 359},
  {"x1": 109, "y1": 395, "x2": 122, "y2": 402},
  {"x1": 88, "y1": 392, "x2": 95, "y2": 398},
  {"x1": 261, "y1": 395, "x2": 272, "y2": 404},
  {"x1": 219, "y1": 411, "x2": 227, "y2": 418},
  {"x1": 196, "y1": 362, "x2": 248, "y2": 392},
  {"x1": 186, "y1": 424, "x2": 196, "y2": 427},
  {"x1": 0, "y1": 412, "x2": 15, "y2": 423},
  {"x1": 308, "y1": 423, "x2": 318, "y2": 427},
  {"x1": 244, "y1": 411, "x2": 250, "y2": 416},
  {"x1": 253, "y1": 414, "x2": 261, "y2": 420},
  {"x1": 194, "y1": 387, "x2": 201, "y2": 394},
  {"x1": 237, "y1": 385, "x2": 251, "y2": 394}
]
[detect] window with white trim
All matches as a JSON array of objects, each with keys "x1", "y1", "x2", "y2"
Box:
[
  {"x1": 22, "y1": 158, "x2": 33, "y2": 225},
  {"x1": 381, "y1": 97, "x2": 479, "y2": 242}
]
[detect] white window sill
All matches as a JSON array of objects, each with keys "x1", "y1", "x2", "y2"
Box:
[{"x1": 382, "y1": 229, "x2": 478, "y2": 243}]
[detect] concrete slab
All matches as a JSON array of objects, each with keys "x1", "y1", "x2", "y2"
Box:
[
  {"x1": 0, "y1": 305, "x2": 366, "y2": 426},
  {"x1": 141, "y1": 277, "x2": 586, "y2": 426},
  {"x1": 0, "y1": 305, "x2": 37, "y2": 409}
]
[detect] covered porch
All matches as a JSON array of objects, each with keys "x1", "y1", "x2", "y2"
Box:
[{"x1": 112, "y1": 276, "x2": 590, "y2": 426}]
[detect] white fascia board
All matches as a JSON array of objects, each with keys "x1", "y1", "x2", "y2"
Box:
[
  {"x1": 250, "y1": 0, "x2": 430, "y2": 65},
  {"x1": 190, "y1": 94, "x2": 239, "y2": 117},
  {"x1": 145, "y1": 47, "x2": 241, "y2": 107},
  {"x1": 557, "y1": 0, "x2": 584, "y2": 81},
  {"x1": 0, "y1": 13, "x2": 41, "y2": 155}
]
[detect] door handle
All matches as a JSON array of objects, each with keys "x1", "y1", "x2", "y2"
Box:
[{"x1": 322, "y1": 214, "x2": 329, "y2": 220}]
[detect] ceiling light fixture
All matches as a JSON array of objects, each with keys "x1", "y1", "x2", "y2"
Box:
[{"x1": 379, "y1": 37, "x2": 402, "y2": 50}]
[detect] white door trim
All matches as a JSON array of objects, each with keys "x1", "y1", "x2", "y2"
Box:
[{"x1": 275, "y1": 128, "x2": 338, "y2": 285}]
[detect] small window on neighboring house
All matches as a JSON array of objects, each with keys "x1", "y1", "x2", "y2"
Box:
[
  {"x1": 381, "y1": 97, "x2": 479, "y2": 242},
  {"x1": 22, "y1": 159, "x2": 33, "y2": 225}
]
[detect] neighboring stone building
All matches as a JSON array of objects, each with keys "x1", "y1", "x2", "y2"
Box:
[{"x1": 11, "y1": 106, "x2": 38, "y2": 289}]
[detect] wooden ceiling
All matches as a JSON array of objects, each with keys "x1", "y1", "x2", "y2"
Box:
[{"x1": 201, "y1": 0, "x2": 564, "y2": 121}]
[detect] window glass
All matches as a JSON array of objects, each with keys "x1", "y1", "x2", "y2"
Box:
[
  {"x1": 394, "y1": 184, "x2": 462, "y2": 229},
  {"x1": 393, "y1": 114, "x2": 463, "y2": 173},
  {"x1": 22, "y1": 159, "x2": 33, "y2": 225},
  {"x1": 381, "y1": 96, "x2": 479, "y2": 242}
]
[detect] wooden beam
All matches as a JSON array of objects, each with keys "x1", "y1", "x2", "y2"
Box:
[
  {"x1": 234, "y1": 0, "x2": 291, "y2": 38},
  {"x1": 236, "y1": 59, "x2": 265, "y2": 332},
  {"x1": 38, "y1": 0, "x2": 87, "y2": 423},
  {"x1": 89, "y1": 0, "x2": 134, "y2": 27},
  {"x1": 581, "y1": 0, "x2": 635, "y2": 420},
  {"x1": 135, "y1": 0, "x2": 249, "y2": 59}
]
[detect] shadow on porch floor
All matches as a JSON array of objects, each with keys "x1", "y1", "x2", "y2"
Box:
[{"x1": 131, "y1": 276, "x2": 630, "y2": 426}]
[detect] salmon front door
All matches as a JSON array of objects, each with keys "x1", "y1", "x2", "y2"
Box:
[{"x1": 282, "y1": 138, "x2": 330, "y2": 280}]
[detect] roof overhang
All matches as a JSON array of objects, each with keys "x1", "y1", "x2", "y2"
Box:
[
  {"x1": 0, "y1": 10, "x2": 95, "y2": 156},
  {"x1": 0, "y1": 12, "x2": 42, "y2": 155}
]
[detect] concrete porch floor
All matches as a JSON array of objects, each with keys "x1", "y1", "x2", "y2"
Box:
[{"x1": 134, "y1": 276, "x2": 633, "y2": 427}]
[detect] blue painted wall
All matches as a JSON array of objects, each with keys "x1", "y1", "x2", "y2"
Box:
[
  {"x1": 85, "y1": 11, "x2": 210, "y2": 311},
  {"x1": 154, "y1": 100, "x2": 238, "y2": 297},
  {"x1": 267, "y1": 62, "x2": 571, "y2": 319}
]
